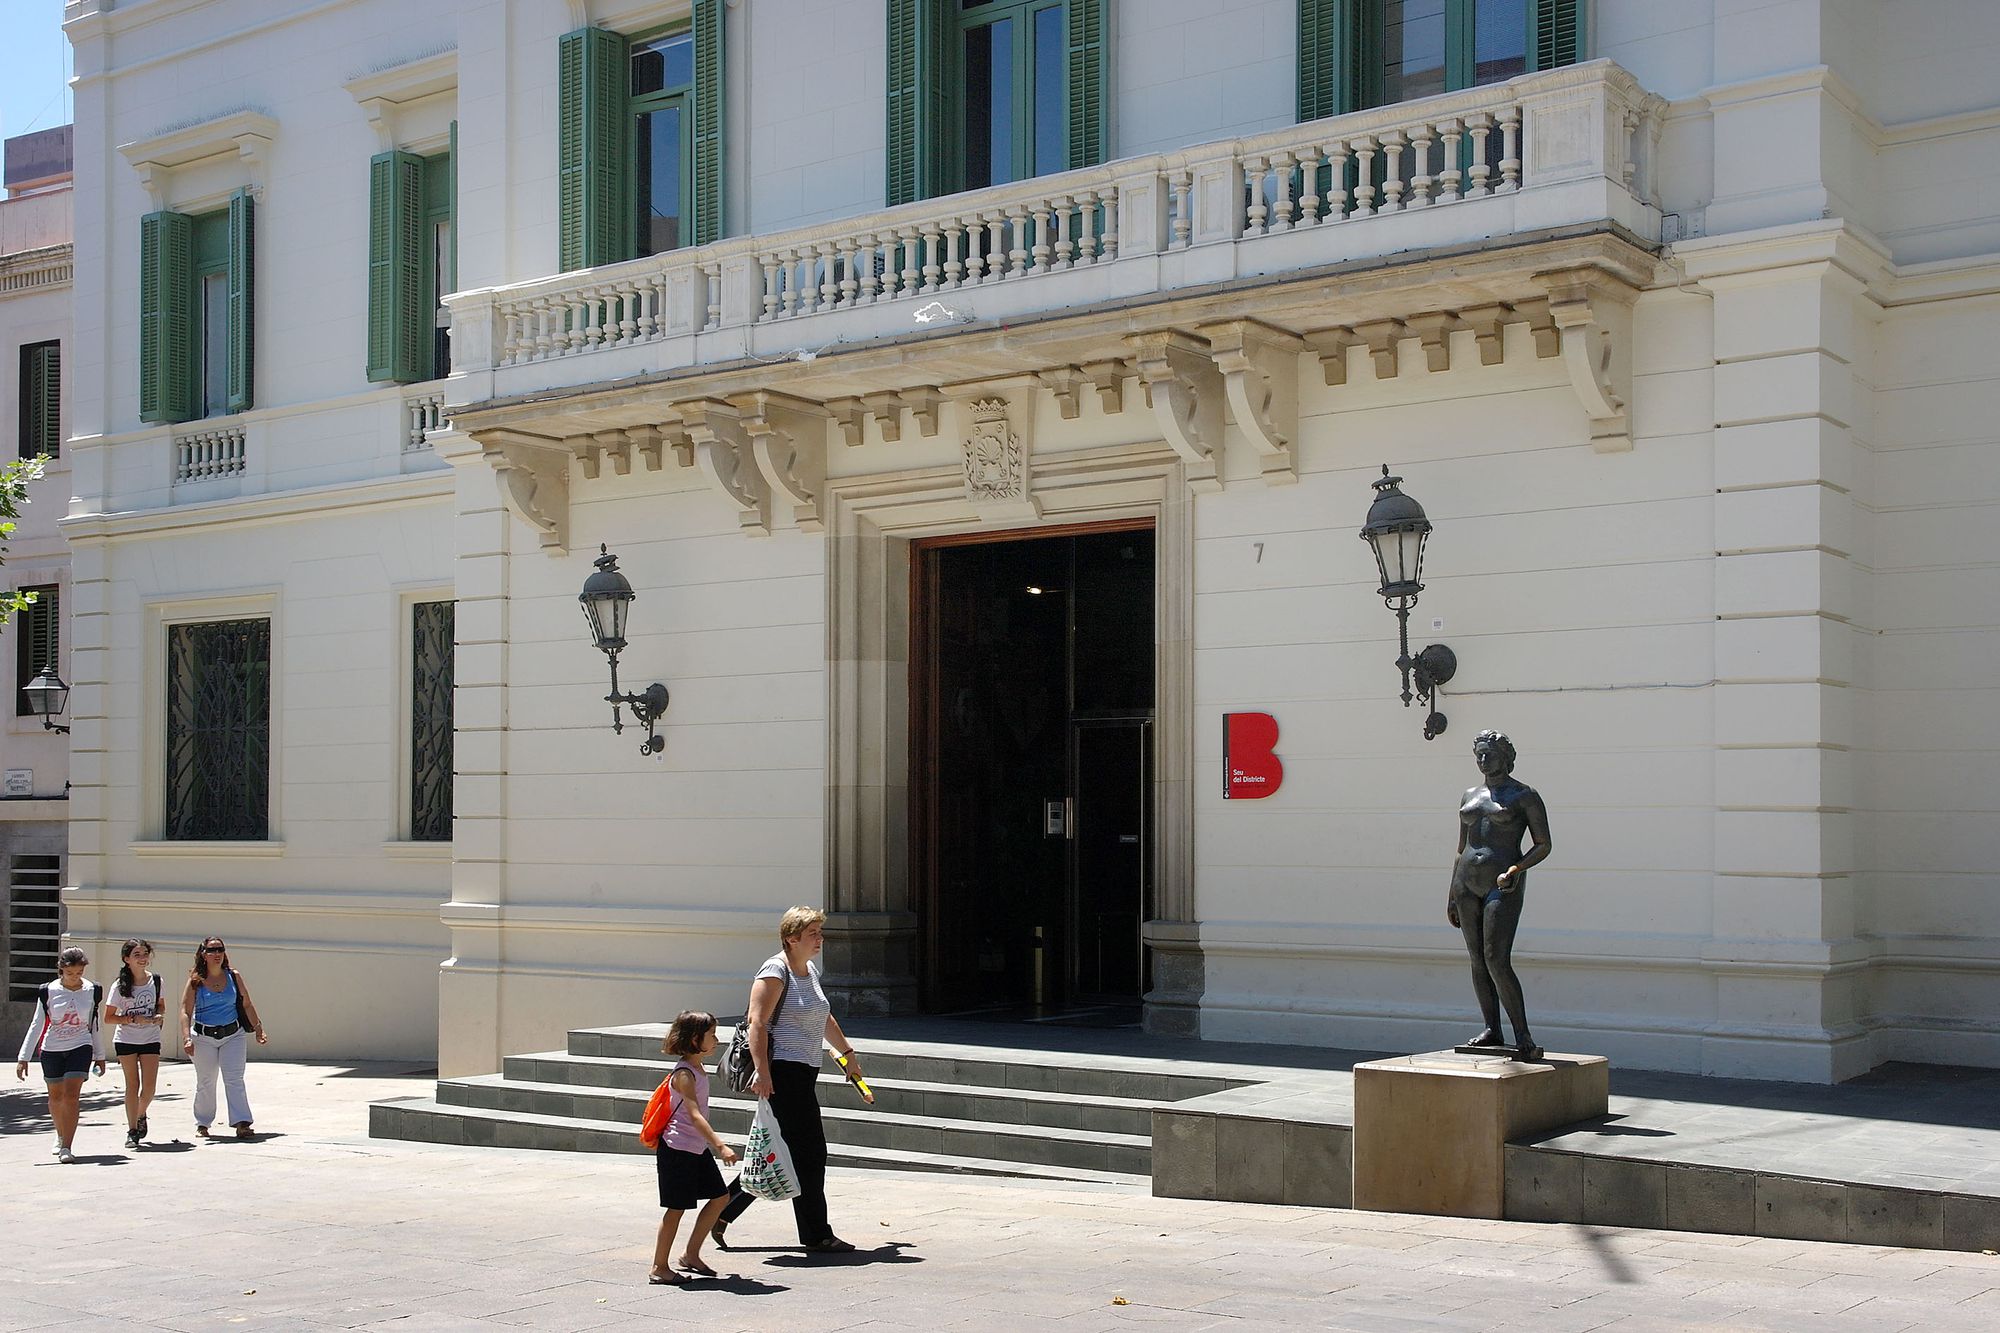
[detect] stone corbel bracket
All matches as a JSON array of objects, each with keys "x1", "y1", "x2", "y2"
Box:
[
  {"x1": 1201, "y1": 319, "x2": 1305, "y2": 487},
  {"x1": 1128, "y1": 330, "x2": 1223, "y2": 493},
  {"x1": 1306, "y1": 302, "x2": 1562, "y2": 384},
  {"x1": 681, "y1": 399, "x2": 770, "y2": 536},
  {"x1": 578, "y1": 423, "x2": 684, "y2": 479},
  {"x1": 118, "y1": 110, "x2": 279, "y2": 210},
  {"x1": 735, "y1": 390, "x2": 830, "y2": 533},
  {"x1": 1536, "y1": 268, "x2": 1639, "y2": 453},
  {"x1": 477, "y1": 429, "x2": 571, "y2": 554}
]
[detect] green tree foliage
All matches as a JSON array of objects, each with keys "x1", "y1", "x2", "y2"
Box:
[{"x1": 1, "y1": 455, "x2": 50, "y2": 626}]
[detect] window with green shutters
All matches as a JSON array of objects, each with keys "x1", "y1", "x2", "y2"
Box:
[
  {"x1": 368, "y1": 143, "x2": 455, "y2": 384},
  {"x1": 885, "y1": 0, "x2": 1107, "y2": 206},
  {"x1": 17, "y1": 341, "x2": 60, "y2": 460},
  {"x1": 13, "y1": 585, "x2": 57, "y2": 717},
  {"x1": 138, "y1": 191, "x2": 254, "y2": 425},
  {"x1": 557, "y1": 2, "x2": 725, "y2": 273},
  {"x1": 1296, "y1": 0, "x2": 1580, "y2": 120}
]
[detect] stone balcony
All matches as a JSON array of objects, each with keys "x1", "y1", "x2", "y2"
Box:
[{"x1": 442, "y1": 61, "x2": 1665, "y2": 547}]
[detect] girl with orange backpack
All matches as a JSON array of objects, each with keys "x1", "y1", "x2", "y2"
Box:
[{"x1": 645, "y1": 1010, "x2": 738, "y2": 1286}]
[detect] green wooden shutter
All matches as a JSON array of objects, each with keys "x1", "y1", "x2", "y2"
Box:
[
  {"x1": 139, "y1": 210, "x2": 196, "y2": 425},
  {"x1": 226, "y1": 189, "x2": 255, "y2": 414},
  {"x1": 558, "y1": 25, "x2": 632, "y2": 271},
  {"x1": 29, "y1": 587, "x2": 57, "y2": 675},
  {"x1": 1066, "y1": 0, "x2": 1107, "y2": 170},
  {"x1": 691, "y1": 0, "x2": 726, "y2": 246},
  {"x1": 22, "y1": 343, "x2": 60, "y2": 458},
  {"x1": 1298, "y1": 0, "x2": 1340, "y2": 121},
  {"x1": 1531, "y1": 0, "x2": 1582, "y2": 70},
  {"x1": 367, "y1": 150, "x2": 428, "y2": 383},
  {"x1": 886, "y1": 0, "x2": 952, "y2": 206},
  {"x1": 446, "y1": 119, "x2": 458, "y2": 293}
]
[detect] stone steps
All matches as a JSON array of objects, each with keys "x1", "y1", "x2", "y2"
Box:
[
  {"x1": 369, "y1": 1022, "x2": 1247, "y2": 1183},
  {"x1": 368, "y1": 1097, "x2": 1148, "y2": 1188}
]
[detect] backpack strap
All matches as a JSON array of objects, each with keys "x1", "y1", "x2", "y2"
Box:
[{"x1": 87, "y1": 983, "x2": 102, "y2": 1033}]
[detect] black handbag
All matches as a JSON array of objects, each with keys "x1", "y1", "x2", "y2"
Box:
[{"x1": 722, "y1": 963, "x2": 791, "y2": 1094}]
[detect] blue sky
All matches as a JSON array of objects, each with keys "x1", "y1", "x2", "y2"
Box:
[{"x1": 0, "y1": 0, "x2": 73, "y2": 142}]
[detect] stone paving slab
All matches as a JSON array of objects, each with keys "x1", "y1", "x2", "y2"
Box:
[{"x1": 5, "y1": 1058, "x2": 2000, "y2": 1331}]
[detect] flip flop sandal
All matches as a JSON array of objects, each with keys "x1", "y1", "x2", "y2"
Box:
[
  {"x1": 647, "y1": 1270, "x2": 685, "y2": 1286},
  {"x1": 676, "y1": 1260, "x2": 718, "y2": 1277}
]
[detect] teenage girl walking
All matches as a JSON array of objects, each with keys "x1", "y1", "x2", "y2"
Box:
[
  {"x1": 649, "y1": 1010, "x2": 739, "y2": 1286},
  {"x1": 13, "y1": 946, "x2": 108, "y2": 1163},
  {"x1": 103, "y1": 938, "x2": 165, "y2": 1148}
]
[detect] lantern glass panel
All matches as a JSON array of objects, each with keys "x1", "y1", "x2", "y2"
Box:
[{"x1": 24, "y1": 670, "x2": 69, "y2": 718}]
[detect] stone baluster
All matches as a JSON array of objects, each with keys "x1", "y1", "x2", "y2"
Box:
[
  {"x1": 836, "y1": 241, "x2": 860, "y2": 308},
  {"x1": 896, "y1": 226, "x2": 920, "y2": 296},
  {"x1": 531, "y1": 298, "x2": 555, "y2": 360},
  {"x1": 1498, "y1": 105, "x2": 1522, "y2": 193},
  {"x1": 1380, "y1": 131, "x2": 1406, "y2": 214},
  {"x1": 1437, "y1": 119, "x2": 1464, "y2": 203},
  {"x1": 1244, "y1": 154, "x2": 1270, "y2": 236},
  {"x1": 1100, "y1": 186, "x2": 1119, "y2": 259},
  {"x1": 1466, "y1": 112, "x2": 1494, "y2": 197},
  {"x1": 1031, "y1": 202, "x2": 1054, "y2": 272},
  {"x1": 564, "y1": 290, "x2": 588, "y2": 354},
  {"x1": 916, "y1": 223, "x2": 939, "y2": 292},
  {"x1": 1052, "y1": 196, "x2": 1076, "y2": 269},
  {"x1": 944, "y1": 220, "x2": 967, "y2": 287},
  {"x1": 760, "y1": 254, "x2": 783, "y2": 321},
  {"x1": 1169, "y1": 170, "x2": 1193, "y2": 249},
  {"x1": 856, "y1": 236, "x2": 881, "y2": 303},
  {"x1": 960, "y1": 217, "x2": 986, "y2": 285},
  {"x1": 1325, "y1": 141, "x2": 1351, "y2": 221},
  {"x1": 1075, "y1": 191, "x2": 1101, "y2": 264},
  {"x1": 1297, "y1": 148, "x2": 1323, "y2": 226},
  {"x1": 704, "y1": 262, "x2": 723, "y2": 330},
  {"x1": 1271, "y1": 151, "x2": 1298, "y2": 231},
  {"x1": 1350, "y1": 136, "x2": 1379, "y2": 218},
  {"x1": 1407, "y1": 124, "x2": 1434, "y2": 208},
  {"x1": 1005, "y1": 205, "x2": 1030, "y2": 277},
  {"x1": 617, "y1": 282, "x2": 639, "y2": 344},
  {"x1": 498, "y1": 307, "x2": 521, "y2": 365}
]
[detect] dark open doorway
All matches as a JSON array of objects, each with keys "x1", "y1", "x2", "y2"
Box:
[{"x1": 910, "y1": 522, "x2": 1155, "y2": 1017}]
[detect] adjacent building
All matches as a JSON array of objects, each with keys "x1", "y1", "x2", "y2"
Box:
[
  {"x1": 55, "y1": 0, "x2": 2000, "y2": 1082},
  {"x1": 1, "y1": 124, "x2": 73, "y2": 1027}
]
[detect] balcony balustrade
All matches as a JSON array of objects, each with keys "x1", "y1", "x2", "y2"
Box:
[
  {"x1": 172, "y1": 422, "x2": 247, "y2": 484},
  {"x1": 447, "y1": 60, "x2": 1663, "y2": 410}
]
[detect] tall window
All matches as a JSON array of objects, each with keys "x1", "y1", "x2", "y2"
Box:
[
  {"x1": 557, "y1": 3, "x2": 725, "y2": 272},
  {"x1": 409, "y1": 600, "x2": 454, "y2": 842},
  {"x1": 13, "y1": 585, "x2": 57, "y2": 716},
  {"x1": 887, "y1": 0, "x2": 1106, "y2": 205},
  {"x1": 367, "y1": 140, "x2": 456, "y2": 384},
  {"x1": 959, "y1": 0, "x2": 1066, "y2": 191},
  {"x1": 632, "y1": 33, "x2": 693, "y2": 257},
  {"x1": 1299, "y1": 0, "x2": 1573, "y2": 122},
  {"x1": 165, "y1": 619, "x2": 271, "y2": 841},
  {"x1": 139, "y1": 192, "x2": 254, "y2": 425},
  {"x1": 17, "y1": 341, "x2": 60, "y2": 459}
]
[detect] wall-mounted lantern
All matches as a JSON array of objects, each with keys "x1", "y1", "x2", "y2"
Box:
[
  {"x1": 578, "y1": 545, "x2": 670, "y2": 757},
  {"x1": 22, "y1": 668, "x2": 70, "y2": 735},
  {"x1": 1359, "y1": 465, "x2": 1456, "y2": 740}
]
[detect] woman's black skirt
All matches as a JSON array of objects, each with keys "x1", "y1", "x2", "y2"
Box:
[{"x1": 656, "y1": 1142, "x2": 726, "y2": 1209}]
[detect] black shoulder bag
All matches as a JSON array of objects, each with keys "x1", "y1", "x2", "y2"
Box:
[{"x1": 722, "y1": 963, "x2": 791, "y2": 1095}]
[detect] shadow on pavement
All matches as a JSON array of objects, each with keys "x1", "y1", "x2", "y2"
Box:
[{"x1": 763, "y1": 1242, "x2": 921, "y2": 1268}]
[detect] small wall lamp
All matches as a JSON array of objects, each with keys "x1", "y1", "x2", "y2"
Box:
[
  {"x1": 1359, "y1": 465, "x2": 1456, "y2": 740},
  {"x1": 578, "y1": 545, "x2": 670, "y2": 757},
  {"x1": 22, "y1": 668, "x2": 70, "y2": 735}
]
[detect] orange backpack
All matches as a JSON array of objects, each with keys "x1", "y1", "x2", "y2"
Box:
[{"x1": 638, "y1": 1073, "x2": 676, "y2": 1149}]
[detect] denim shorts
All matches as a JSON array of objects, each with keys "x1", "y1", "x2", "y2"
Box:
[{"x1": 39, "y1": 1045, "x2": 93, "y2": 1082}]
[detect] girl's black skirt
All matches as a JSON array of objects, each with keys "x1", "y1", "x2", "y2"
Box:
[{"x1": 656, "y1": 1142, "x2": 726, "y2": 1209}]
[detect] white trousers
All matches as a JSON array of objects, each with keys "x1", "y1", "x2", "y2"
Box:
[{"x1": 190, "y1": 1029, "x2": 252, "y2": 1128}]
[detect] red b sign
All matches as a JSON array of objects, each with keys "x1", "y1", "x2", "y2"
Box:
[{"x1": 1223, "y1": 712, "x2": 1283, "y2": 800}]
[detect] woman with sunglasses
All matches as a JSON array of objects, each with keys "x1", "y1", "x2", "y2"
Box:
[{"x1": 179, "y1": 936, "x2": 267, "y2": 1139}]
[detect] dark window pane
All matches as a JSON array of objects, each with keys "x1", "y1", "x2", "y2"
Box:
[
  {"x1": 1032, "y1": 6, "x2": 1064, "y2": 177},
  {"x1": 201, "y1": 272, "x2": 229, "y2": 418},
  {"x1": 1382, "y1": 0, "x2": 1447, "y2": 103},
  {"x1": 165, "y1": 619, "x2": 270, "y2": 841},
  {"x1": 411, "y1": 600, "x2": 455, "y2": 842},
  {"x1": 631, "y1": 33, "x2": 693, "y2": 97},
  {"x1": 1071, "y1": 531, "x2": 1154, "y2": 715},
  {"x1": 635, "y1": 104, "x2": 685, "y2": 256},
  {"x1": 964, "y1": 17, "x2": 1015, "y2": 189},
  {"x1": 14, "y1": 585, "x2": 57, "y2": 716},
  {"x1": 1473, "y1": 0, "x2": 1529, "y2": 84}
]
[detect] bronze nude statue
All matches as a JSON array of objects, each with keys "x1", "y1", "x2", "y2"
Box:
[{"x1": 1448, "y1": 730, "x2": 1552, "y2": 1060}]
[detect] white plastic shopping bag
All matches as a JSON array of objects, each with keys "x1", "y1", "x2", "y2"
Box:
[{"x1": 740, "y1": 1097, "x2": 802, "y2": 1202}]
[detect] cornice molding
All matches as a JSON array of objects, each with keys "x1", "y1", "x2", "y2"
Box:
[
  {"x1": 0, "y1": 243, "x2": 74, "y2": 296},
  {"x1": 60, "y1": 470, "x2": 452, "y2": 543},
  {"x1": 344, "y1": 49, "x2": 458, "y2": 150},
  {"x1": 119, "y1": 108, "x2": 278, "y2": 208}
]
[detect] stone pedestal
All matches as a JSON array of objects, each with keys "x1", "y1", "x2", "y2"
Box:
[{"x1": 1352, "y1": 1049, "x2": 1609, "y2": 1219}]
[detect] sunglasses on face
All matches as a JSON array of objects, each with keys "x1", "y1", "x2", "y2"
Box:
[{"x1": 202, "y1": 946, "x2": 227, "y2": 954}]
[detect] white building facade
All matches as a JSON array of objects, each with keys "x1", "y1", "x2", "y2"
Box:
[{"x1": 57, "y1": 0, "x2": 2000, "y2": 1082}]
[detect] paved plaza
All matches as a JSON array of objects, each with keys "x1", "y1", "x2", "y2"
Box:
[{"x1": 5, "y1": 1061, "x2": 2000, "y2": 1332}]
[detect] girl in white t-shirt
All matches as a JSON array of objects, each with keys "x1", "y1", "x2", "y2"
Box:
[
  {"x1": 13, "y1": 946, "x2": 107, "y2": 1163},
  {"x1": 103, "y1": 938, "x2": 165, "y2": 1149}
]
